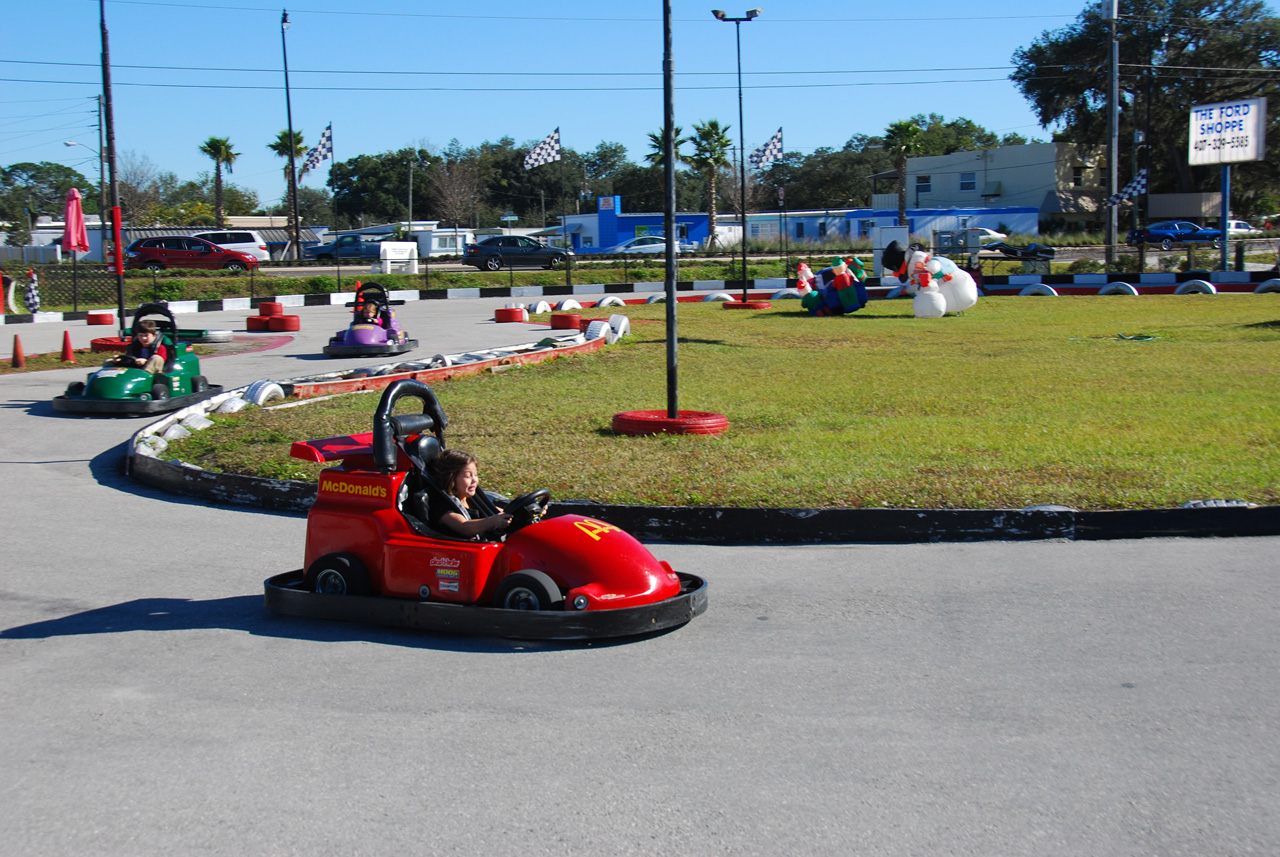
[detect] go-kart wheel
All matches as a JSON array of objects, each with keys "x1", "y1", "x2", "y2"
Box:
[
  {"x1": 484, "y1": 256, "x2": 503, "y2": 272},
  {"x1": 151, "y1": 383, "x2": 169, "y2": 401},
  {"x1": 494, "y1": 570, "x2": 563, "y2": 611},
  {"x1": 505, "y1": 488, "x2": 551, "y2": 532},
  {"x1": 66, "y1": 381, "x2": 85, "y2": 396},
  {"x1": 306, "y1": 553, "x2": 371, "y2": 596},
  {"x1": 192, "y1": 375, "x2": 208, "y2": 392}
]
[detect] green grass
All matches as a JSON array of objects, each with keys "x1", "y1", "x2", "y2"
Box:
[{"x1": 163, "y1": 294, "x2": 1280, "y2": 510}]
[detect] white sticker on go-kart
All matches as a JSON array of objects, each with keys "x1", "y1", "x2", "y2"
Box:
[{"x1": 95, "y1": 369, "x2": 126, "y2": 378}]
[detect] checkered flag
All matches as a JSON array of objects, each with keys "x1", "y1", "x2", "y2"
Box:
[
  {"x1": 749, "y1": 127, "x2": 783, "y2": 169},
  {"x1": 302, "y1": 123, "x2": 333, "y2": 173},
  {"x1": 1105, "y1": 167, "x2": 1147, "y2": 206},
  {"x1": 523, "y1": 128, "x2": 561, "y2": 170}
]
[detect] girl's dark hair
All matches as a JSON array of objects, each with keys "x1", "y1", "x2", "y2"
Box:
[{"x1": 432, "y1": 449, "x2": 477, "y2": 494}]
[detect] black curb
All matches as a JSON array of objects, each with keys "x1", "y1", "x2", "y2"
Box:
[{"x1": 129, "y1": 454, "x2": 1280, "y2": 543}]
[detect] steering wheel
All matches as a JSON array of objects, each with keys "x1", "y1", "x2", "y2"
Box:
[{"x1": 505, "y1": 488, "x2": 551, "y2": 533}]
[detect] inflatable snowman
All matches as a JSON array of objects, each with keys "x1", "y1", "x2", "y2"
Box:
[{"x1": 881, "y1": 240, "x2": 978, "y2": 318}]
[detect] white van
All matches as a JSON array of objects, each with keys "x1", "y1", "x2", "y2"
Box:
[{"x1": 191, "y1": 230, "x2": 271, "y2": 262}]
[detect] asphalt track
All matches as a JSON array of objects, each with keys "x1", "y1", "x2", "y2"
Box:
[{"x1": 2, "y1": 298, "x2": 1278, "y2": 856}]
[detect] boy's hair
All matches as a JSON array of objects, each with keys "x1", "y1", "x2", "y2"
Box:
[
  {"x1": 432, "y1": 449, "x2": 477, "y2": 494},
  {"x1": 134, "y1": 319, "x2": 159, "y2": 336}
]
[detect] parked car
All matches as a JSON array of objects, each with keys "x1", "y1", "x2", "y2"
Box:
[
  {"x1": 463, "y1": 236, "x2": 572, "y2": 271},
  {"x1": 124, "y1": 236, "x2": 259, "y2": 271},
  {"x1": 303, "y1": 234, "x2": 383, "y2": 262},
  {"x1": 600, "y1": 235, "x2": 695, "y2": 254},
  {"x1": 190, "y1": 229, "x2": 270, "y2": 262},
  {"x1": 972, "y1": 227, "x2": 1007, "y2": 242},
  {"x1": 1125, "y1": 221, "x2": 1223, "y2": 250},
  {"x1": 1226, "y1": 220, "x2": 1262, "y2": 237}
]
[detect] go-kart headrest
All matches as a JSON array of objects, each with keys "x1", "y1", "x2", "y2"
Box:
[
  {"x1": 390, "y1": 413, "x2": 434, "y2": 439},
  {"x1": 410, "y1": 434, "x2": 441, "y2": 468}
]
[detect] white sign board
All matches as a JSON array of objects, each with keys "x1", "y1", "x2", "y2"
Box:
[{"x1": 1188, "y1": 98, "x2": 1267, "y2": 165}]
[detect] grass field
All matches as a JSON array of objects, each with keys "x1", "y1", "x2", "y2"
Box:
[{"x1": 164, "y1": 294, "x2": 1280, "y2": 511}]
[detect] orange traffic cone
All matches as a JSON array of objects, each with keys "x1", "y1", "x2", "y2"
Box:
[
  {"x1": 11, "y1": 334, "x2": 26, "y2": 369},
  {"x1": 61, "y1": 331, "x2": 76, "y2": 363}
]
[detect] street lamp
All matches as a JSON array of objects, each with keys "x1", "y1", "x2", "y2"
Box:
[
  {"x1": 64, "y1": 140, "x2": 107, "y2": 261},
  {"x1": 281, "y1": 9, "x2": 302, "y2": 260},
  {"x1": 712, "y1": 8, "x2": 760, "y2": 302}
]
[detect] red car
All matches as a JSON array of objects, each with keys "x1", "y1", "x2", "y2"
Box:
[
  {"x1": 125, "y1": 235, "x2": 260, "y2": 271},
  {"x1": 264, "y1": 380, "x2": 707, "y2": 640}
]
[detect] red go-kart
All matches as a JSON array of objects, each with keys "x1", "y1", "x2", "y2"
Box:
[{"x1": 264, "y1": 380, "x2": 707, "y2": 640}]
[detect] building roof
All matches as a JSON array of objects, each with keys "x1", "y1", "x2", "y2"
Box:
[{"x1": 122, "y1": 226, "x2": 320, "y2": 244}]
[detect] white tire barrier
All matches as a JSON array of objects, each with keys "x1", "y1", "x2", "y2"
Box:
[
  {"x1": 770, "y1": 288, "x2": 802, "y2": 300},
  {"x1": 585, "y1": 320, "x2": 612, "y2": 342},
  {"x1": 607, "y1": 314, "x2": 631, "y2": 337},
  {"x1": 1098, "y1": 282, "x2": 1138, "y2": 295},
  {"x1": 244, "y1": 380, "x2": 285, "y2": 406},
  {"x1": 1019, "y1": 284, "x2": 1058, "y2": 297},
  {"x1": 597, "y1": 296, "x2": 626, "y2": 307},
  {"x1": 202, "y1": 329, "x2": 234, "y2": 343},
  {"x1": 215, "y1": 397, "x2": 249, "y2": 414},
  {"x1": 527, "y1": 300, "x2": 552, "y2": 314},
  {"x1": 644, "y1": 293, "x2": 667, "y2": 304},
  {"x1": 555, "y1": 299, "x2": 581, "y2": 311},
  {"x1": 1175, "y1": 279, "x2": 1216, "y2": 295},
  {"x1": 429, "y1": 354, "x2": 453, "y2": 368},
  {"x1": 702, "y1": 292, "x2": 734, "y2": 302},
  {"x1": 1254, "y1": 279, "x2": 1280, "y2": 294},
  {"x1": 181, "y1": 414, "x2": 215, "y2": 431}
]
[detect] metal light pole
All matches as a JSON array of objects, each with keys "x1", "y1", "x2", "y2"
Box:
[
  {"x1": 281, "y1": 10, "x2": 302, "y2": 260},
  {"x1": 712, "y1": 8, "x2": 759, "y2": 302},
  {"x1": 99, "y1": 0, "x2": 125, "y2": 336},
  {"x1": 64, "y1": 139, "x2": 107, "y2": 262}
]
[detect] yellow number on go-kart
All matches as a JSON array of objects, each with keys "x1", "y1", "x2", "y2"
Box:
[{"x1": 574, "y1": 518, "x2": 621, "y2": 542}]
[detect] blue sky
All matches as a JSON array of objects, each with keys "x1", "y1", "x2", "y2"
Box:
[{"x1": 4, "y1": 0, "x2": 1092, "y2": 213}]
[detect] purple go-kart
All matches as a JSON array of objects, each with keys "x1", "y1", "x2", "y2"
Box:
[{"x1": 323, "y1": 282, "x2": 419, "y2": 358}]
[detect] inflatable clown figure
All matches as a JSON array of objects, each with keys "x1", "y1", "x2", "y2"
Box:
[
  {"x1": 800, "y1": 256, "x2": 869, "y2": 316},
  {"x1": 881, "y1": 240, "x2": 978, "y2": 318}
]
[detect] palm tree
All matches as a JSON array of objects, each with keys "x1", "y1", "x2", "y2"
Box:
[
  {"x1": 198, "y1": 136, "x2": 239, "y2": 228},
  {"x1": 883, "y1": 120, "x2": 922, "y2": 226},
  {"x1": 644, "y1": 125, "x2": 682, "y2": 168},
  {"x1": 268, "y1": 130, "x2": 307, "y2": 253},
  {"x1": 683, "y1": 120, "x2": 732, "y2": 249}
]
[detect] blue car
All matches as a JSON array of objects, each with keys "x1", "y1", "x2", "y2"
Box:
[{"x1": 1125, "y1": 221, "x2": 1223, "y2": 250}]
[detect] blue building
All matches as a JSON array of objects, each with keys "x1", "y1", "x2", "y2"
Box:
[{"x1": 562, "y1": 196, "x2": 1037, "y2": 251}]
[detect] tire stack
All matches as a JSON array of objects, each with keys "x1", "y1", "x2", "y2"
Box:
[{"x1": 247, "y1": 301, "x2": 301, "y2": 332}]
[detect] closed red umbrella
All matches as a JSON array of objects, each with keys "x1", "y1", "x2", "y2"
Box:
[{"x1": 63, "y1": 188, "x2": 90, "y2": 255}]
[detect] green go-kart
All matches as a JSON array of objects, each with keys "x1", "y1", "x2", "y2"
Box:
[{"x1": 53, "y1": 302, "x2": 224, "y2": 416}]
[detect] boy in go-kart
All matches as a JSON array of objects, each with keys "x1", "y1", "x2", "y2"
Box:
[{"x1": 112, "y1": 320, "x2": 167, "y2": 373}]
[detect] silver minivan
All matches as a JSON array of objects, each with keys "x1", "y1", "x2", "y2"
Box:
[{"x1": 191, "y1": 230, "x2": 271, "y2": 262}]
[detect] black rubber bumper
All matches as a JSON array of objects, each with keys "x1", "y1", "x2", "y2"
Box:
[
  {"x1": 263, "y1": 570, "x2": 708, "y2": 640},
  {"x1": 52, "y1": 386, "x2": 225, "y2": 416},
  {"x1": 322, "y1": 340, "x2": 419, "y2": 358}
]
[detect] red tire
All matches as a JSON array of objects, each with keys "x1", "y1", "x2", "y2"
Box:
[
  {"x1": 246, "y1": 315, "x2": 271, "y2": 331},
  {"x1": 86, "y1": 312, "x2": 114, "y2": 326},
  {"x1": 550, "y1": 313, "x2": 581, "y2": 330},
  {"x1": 723, "y1": 301, "x2": 772, "y2": 310},
  {"x1": 268, "y1": 314, "x2": 301, "y2": 331},
  {"x1": 89, "y1": 336, "x2": 129, "y2": 353},
  {"x1": 258, "y1": 301, "x2": 284, "y2": 317},
  {"x1": 611, "y1": 410, "x2": 729, "y2": 436},
  {"x1": 494, "y1": 307, "x2": 527, "y2": 323}
]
